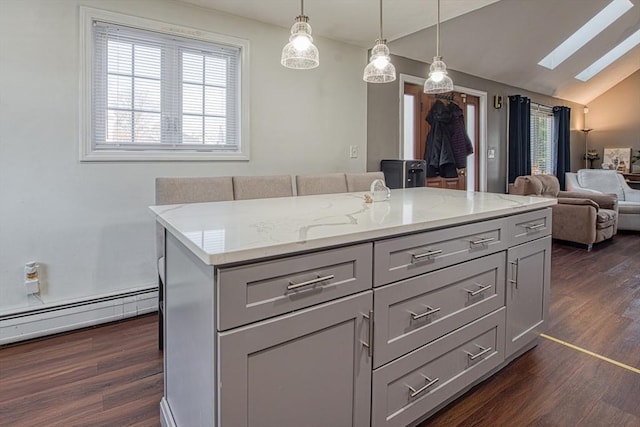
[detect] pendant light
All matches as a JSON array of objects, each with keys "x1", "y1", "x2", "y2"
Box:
[
  {"x1": 281, "y1": 0, "x2": 319, "y2": 69},
  {"x1": 363, "y1": 0, "x2": 396, "y2": 83},
  {"x1": 424, "y1": 0, "x2": 453, "y2": 93}
]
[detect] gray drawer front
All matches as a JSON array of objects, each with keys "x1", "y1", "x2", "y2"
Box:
[
  {"x1": 508, "y1": 208, "x2": 552, "y2": 246},
  {"x1": 372, "y1": 308, "x2": 505, "y2": 427},
  {"x1": 374, "y1": 218, "x2": 507, "y2": 286},
  {"x1": 217, "y1": 243, "x2": 372, "y2": 331},
  {"x1": 373, "y1": 252, "x2": 505, "y2": 368}
]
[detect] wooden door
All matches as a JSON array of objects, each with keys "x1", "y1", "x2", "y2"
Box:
[
  {"x1": 218, "y1": 292, "x2": 373, "y2": 427},
  {"x1": 403, "y1": 83, "x2": 480, "y2": 190}
]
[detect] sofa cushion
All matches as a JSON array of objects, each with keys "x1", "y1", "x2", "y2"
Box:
[
  {"x1": 577, "y1": 170, "x2": 624, "y2": 200},
  {"x1": 618, "y1": 201, "x2": 640, "y2": 214},
  {"x1": 595, "y1": 209, "x2": 616, "y2": 229}
]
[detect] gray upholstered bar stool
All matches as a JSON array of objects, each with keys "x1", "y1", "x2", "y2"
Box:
[
  {"x1": 155, "y1": 176, "x2": 234, "y2": 349},
  {"x1": 232, "y1": 175, "x2": 294, "y2": 200},
  {"x1": 296, "y1": 173, "x2": 348, "y2": 196},
  {"x1": 345, "y1": 171, "x2": 386, "y2": 192}
]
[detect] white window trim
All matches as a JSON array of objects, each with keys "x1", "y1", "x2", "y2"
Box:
[{"x1": 79, "y1": 7, "x2": 250, "y2": 162}]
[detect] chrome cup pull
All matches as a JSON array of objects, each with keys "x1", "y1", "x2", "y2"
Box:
[
  {"x1": 408, "y1": 376, "x2": 440, "y2": 398},
  {"x1": 411, "y1": 249, "x2": 443, "y2": 263},
  {"x1": 287, "y1": 274, "x2": 335, "y2": 291},
  {"x1": 465, "y1": 344, "x2": 492, "y2": 361},
  {"x1": 464, "y1": 283, "x2": 493, "y2": 297},
  {"x1": 470, "y1": 237, "x2": 495, "y2": 246},
  {"x1": 409, "y1": 306, "x2": 441, "y2": 321}
]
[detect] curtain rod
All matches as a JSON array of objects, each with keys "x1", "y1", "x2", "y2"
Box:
[{"x1": 530, "y1": 101, "x2": 553, "y2": 112}]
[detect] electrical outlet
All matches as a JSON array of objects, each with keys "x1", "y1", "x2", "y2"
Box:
[
  {"x1": 349, "y1": 145, "x2": 359, "y2": 159},
  {"x1": 25, "y1": 279, "x2": 39, "y2": 295}
]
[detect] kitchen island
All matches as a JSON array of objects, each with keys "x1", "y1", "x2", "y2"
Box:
[{"x1": 151, "y1": 187, "x2": 556, "y2": 427}]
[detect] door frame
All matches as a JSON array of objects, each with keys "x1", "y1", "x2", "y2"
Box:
[{"x1": 398, "y1": 73, "x2": 488, "y2": 192}]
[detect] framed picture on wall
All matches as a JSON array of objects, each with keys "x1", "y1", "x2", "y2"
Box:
[{"x1": 603, "y1": 148, "x2": 631, "y2": 173}]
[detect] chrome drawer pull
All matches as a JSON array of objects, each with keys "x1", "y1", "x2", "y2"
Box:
[
  {"x1": 411, "y1": 249, "x2": 443, "y2": 262},
  {"x1": 509, "y1": 259, "x2": 519, "y2": 288},
  {"x1": 464, "y1": 283, "x2": 493, "y2": 297},
  {"x1": 409, "y1": 305, "x2": 441, "y2": 321},
  {"x1": 465, "y1": 345, "x2": 492, "y2": 361},
  {"x1": 408, "y1": 376, "x2": 440, "y2": 398},
  {"x1": 360, "y1": 310, "x2": 374, "y2": 358},
  {"x1": 524, "y1": 222, "x2": 545, "y2": 231},
  {"x1": 287, "y1": 274, "x2": 335, "y2": 291},
  {"x1": 470, "y1": 237, "x2": 495, "y2": 246}
]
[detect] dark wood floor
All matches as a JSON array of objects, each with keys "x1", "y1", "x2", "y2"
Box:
[{"x1": 1, "y1": 233, "x2": 638, "y2": 426}]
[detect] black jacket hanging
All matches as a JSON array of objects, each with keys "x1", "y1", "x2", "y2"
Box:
[
  {"x1": 448, "y1": 103, "x2": 474, "y2": 169},
  {"x1": 424, "y1": 100, "x2": 457, "y2": 178}
]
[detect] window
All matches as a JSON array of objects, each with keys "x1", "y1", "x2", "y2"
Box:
[
  {"x1": 530, "y1": 105, "x2": 555, "y2": 175},
  {"x1": 80, "y1": 8, "x2": 249, "y2": 161}
]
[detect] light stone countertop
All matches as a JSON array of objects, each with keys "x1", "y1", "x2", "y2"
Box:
[{"x1": 150, "y1": 187, "x2": 556, "y2": 266}]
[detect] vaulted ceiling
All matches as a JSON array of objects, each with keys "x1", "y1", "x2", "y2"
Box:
[{"x1": 181, "y1": 0, "x2": 640, "y2": 104}]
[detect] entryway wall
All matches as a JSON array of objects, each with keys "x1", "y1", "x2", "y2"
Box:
[{"x1": 367, "y1": 55, "x2": 585, "y2": 194}]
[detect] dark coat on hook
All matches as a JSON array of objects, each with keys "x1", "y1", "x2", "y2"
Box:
[
  {"x1": 424, "y1": 100, "x2": 457, "y2": 178},
  {"x1": 449, "y1": 103, "x2": 474, "y2": 169}
]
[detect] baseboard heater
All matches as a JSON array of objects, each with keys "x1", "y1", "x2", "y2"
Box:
[{"x1": 0, "y1": 286, "x2": 158, "y2": 346}]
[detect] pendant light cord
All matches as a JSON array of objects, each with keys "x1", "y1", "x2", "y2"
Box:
[
  {"x1": 379, "y1": 0, "x2": 383, "y2": 40},
  {"x1": 436, "y1": 0, "x2": 440, "y2": 56},
  {"x1": 301, "y1": 0, "x2": 304, "y2": 15}
]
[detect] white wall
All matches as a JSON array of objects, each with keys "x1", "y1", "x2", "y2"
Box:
[{"x1": 0, "y1": 0, "x2": 368, "y2": 313}]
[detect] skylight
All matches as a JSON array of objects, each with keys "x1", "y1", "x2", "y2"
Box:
[
  {"x1": 538, "y1": 0, "x2": 633, "y2": 70},
  {"x1": 575, "y1": 29, "x2": 640, "y2": 81}
]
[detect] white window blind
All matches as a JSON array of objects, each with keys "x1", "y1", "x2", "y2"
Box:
[
  {"x1": 530, "y1": 106, "x2": 555, "y2": 175},
  {"x1": 82, "y1": 10, "x2": 248, "y2": 161}
]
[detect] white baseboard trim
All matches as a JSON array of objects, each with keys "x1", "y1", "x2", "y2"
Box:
[
  {"x1": 0, "y1": 287, "x2": 158, "y2": 345},
  {"x1": 160, "y1": 398, "x2": 177, "y2": 427}
]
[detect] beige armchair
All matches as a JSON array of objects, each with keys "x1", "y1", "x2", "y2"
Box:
[{"x1": 509, "y1": 174, "x2": 618, "y2": 251}]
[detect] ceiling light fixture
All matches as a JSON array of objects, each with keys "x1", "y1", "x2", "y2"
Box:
[
  {"x1": 281, "y1": 0, "x2": 319, "y2": 69},
  {"x1": 538, "y1": 0, "x2": 633, "y2": 70},
  {"x1": 363, "y1": 0, "x2": 396, "y2": 83},
  {"x1": 424, "y1": 0, "x2": 453, "y2": 94},
  {"x1": 575, "y1": 28, "x2": 640, "y2": 81}
]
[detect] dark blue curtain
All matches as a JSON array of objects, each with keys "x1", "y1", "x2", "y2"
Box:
[
  {"x1": 508, "y1": 95, "x2": 531, "y2": 183},
  {"x1": 553, "y1": 106, "x2": 571, "y2": 190}
]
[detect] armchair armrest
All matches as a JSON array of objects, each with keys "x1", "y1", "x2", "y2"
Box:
[
  {"x1": 558, "y1": 191, "x2": 618, "y2": 210},
  {"x1": 557, "y1": 197, "x2": 599, "y2": 210}
]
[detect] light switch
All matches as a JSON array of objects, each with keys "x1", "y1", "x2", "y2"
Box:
[{"x1": 488, "y1": 148, "x2": 496, "y2": 159}]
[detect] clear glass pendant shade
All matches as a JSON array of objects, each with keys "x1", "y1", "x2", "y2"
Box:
[
  {"x1": 281, "y1": 17, "x2": 319, "y2": 69},
  {"x1": 363, "y1": 40, "x2": 396, "y2": 83},
  {"x1": 424, "y1": 56, "x2": 453, "y2": 93}
]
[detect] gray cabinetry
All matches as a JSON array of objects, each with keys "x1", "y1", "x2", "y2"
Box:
[
  {"x1": 373, "y1": 218, "x2": 507, "y2": 287},
  {"x1": 217, "y1": 243, "x2": 372, "y2": 330},
  {"x1": 159, "y1": 204, "x2": 553, "y2": 427},
  {"x1": 505, "y1": 235, "x2": 551, "y2": 357},
  {"x1": 373, "y1": 252, "x2": 505, "y2": 367},
  {"x1": 219, "y1": 292, "x2": 373, "y2": 427},
  {"x1": 371, "y1": 309, "x2": 505, "y2": 427}
]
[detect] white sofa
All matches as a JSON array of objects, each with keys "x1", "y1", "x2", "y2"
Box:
[{"x1": 566, "y1": 169, "x2": 640, "y2": 231}]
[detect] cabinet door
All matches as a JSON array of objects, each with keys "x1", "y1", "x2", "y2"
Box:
[
  {"x1": 505, "y1": 236, "x2": 551, "y2": 357},
  {"x1": 219, "y1": 292, "x2": 372, "y2": 427}
]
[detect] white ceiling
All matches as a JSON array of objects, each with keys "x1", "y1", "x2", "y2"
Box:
[{"x1": 182, "y1": 0, "x2": 640, "y2": 104}]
